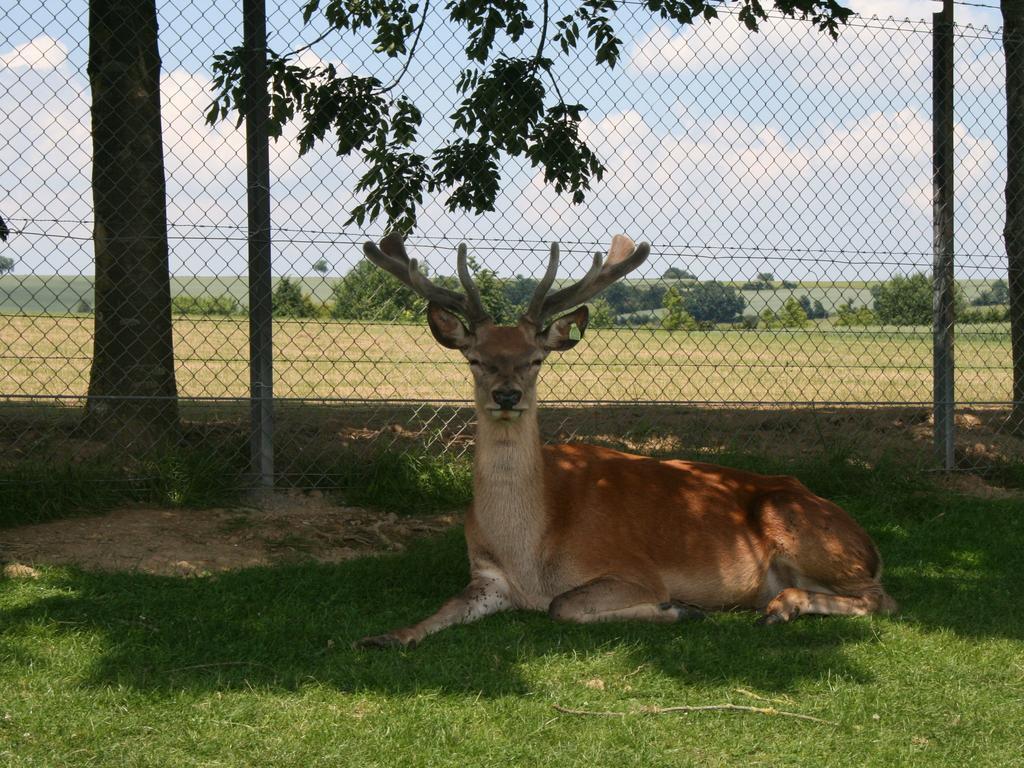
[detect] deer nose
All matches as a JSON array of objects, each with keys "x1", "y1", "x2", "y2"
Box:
[{"x1": 492, "y1": 387, "x2": 522, "y2": 410}]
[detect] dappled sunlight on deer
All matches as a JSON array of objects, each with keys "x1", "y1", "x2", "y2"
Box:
[{"x1": 356, "y1": 233, "x2": 896, "y2": 649}]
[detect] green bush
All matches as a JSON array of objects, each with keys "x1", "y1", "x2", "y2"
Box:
[
  {"x1": 586, "y1": 298, "x2": 617, "y2": 329},
  {"x1": 972, "y1": 279, "x2": 1008, "y2": 307},
  {"x1": 761, "y1": 297, "x2": 810, "y2": 329},
  {"x1": 680, "y1": 281, "x2": 745, "y2": 323},
  {"x1": 443, "y1": 256, "x2": 514, "y2": 324},
  {"x1": 834, "y1": 302, "x2": 877, "y2": 327},
  {"x1": 960, "y1": 305, "x2": 1010, "y2": 324},
  {"x1": 798, "y1": 294, "x2": 828, "y2": 319},
  {"x1": 272, "y1": 277, "x2": 320, "y2": 318},
  {"x1": 871, "y1": 272, "x2": 965, "y2": 326},
  {"x1": 172, "y1": 294, "x2": 242, "y2": 316},
  {"x1": 661, "y1": 287, "x2": 698, "y2": 330},
  {"x1": 662, "y1": 266, "x2": 696, "y2": 279},
  {"x1": 330, "y1": 260, "x2": 425, "y2": 322},
  {"x1": 737, "y1": 314, "x2": 759, "y2": 330}
]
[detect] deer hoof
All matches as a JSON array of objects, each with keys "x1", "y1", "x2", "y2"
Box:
[
  {"x1": 756, "y1": 607, "x2": 800, "y2": 626},
  {"x1": 354, "y1": 633, "x2": 417, "y2": 650},
  {"x1": 661, "y1": 600, "x2": 706, "y2": 621}
]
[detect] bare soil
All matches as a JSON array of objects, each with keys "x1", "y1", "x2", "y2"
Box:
[
  {"x1": 2, "y1": 405, "x2": 1021, "y2": 578},
  {"x1": 0, "y1": 492, "x2": 460, "y2": 577}
]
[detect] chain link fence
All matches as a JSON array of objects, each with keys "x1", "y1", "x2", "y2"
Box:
[{"x1": 0, "y1": 2, "x2": 1019, "y2": 499}]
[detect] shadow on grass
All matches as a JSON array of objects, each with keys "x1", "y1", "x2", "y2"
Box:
[
  {"x1": 2, "y1": 478, "x2": 1021, "y2": 698},
  {"x1": 2, "y1": 498, "x2": 1019, "y2": 701},
  {"x1": 1, "y1": 529, "x2": 879, "y2": 697}
]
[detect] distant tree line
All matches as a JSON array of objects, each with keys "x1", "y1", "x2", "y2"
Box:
[{"x1": 167, "y1": 271, "x2": 1015, "y2": 331}]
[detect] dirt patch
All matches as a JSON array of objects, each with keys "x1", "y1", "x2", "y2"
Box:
[
  {"x1": 0, "y1": 492, "x2": 461, "y2": 577},
  {"x1": 937, "y1": 473, "x2": 1024, "y2": 501}
]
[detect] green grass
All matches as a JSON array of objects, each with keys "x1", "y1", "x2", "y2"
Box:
[
  {"x1": 2, "y1": 458, "x2": 1023, "y2": 766},
  {"x1": 0, "y1": 442, "x2": 473, "y2": 528},
  {"x1": 319, "y1": 447, "x2": 473, "y2": 514},
  {"x1": 0, "y1": 445, "x2": 248, "y2": 528}
]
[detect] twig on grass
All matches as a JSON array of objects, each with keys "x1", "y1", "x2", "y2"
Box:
[
  {"x1": 734, "y1": 687, "x2": 795, "y2": 705},
  {"x1": 553, "y1": 703, "x2": 836, "y2": 725}
]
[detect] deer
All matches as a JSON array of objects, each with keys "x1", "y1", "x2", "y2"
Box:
[{"x1": 356, "y1": 232, "x2": 896, "y2": 649}]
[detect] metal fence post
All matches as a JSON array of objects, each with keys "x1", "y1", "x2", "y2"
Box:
[
  {"x1": 243, "y1": 0, "x2": 274, "y2": 487},
  {"x1": 933, "y1": 0, "x2": 956, "y2": 470}
]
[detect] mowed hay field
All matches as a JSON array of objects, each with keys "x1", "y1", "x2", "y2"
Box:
[{"x1": 0, "y1": 314, "x2": 1013, "y2": 404}]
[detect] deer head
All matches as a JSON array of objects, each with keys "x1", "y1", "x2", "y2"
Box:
[{"x1": 363, "y1": 233, "x2": 650, "y2": 422}]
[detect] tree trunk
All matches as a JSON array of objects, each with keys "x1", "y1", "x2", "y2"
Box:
[
  {"x1": 1005, "y1": 0, "x2": 1024, "y2": 432},
  {"x1": 85, "y1": 0, "x2": 178, "y2": 441}
]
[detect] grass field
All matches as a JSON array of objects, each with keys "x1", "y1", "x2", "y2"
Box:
[
  {"x1": 1, "y1": 456, "x2": 1023, "y2": 767},
  {"x1": 0, "y1": 314, "x2": 1013, "y2": 404}
]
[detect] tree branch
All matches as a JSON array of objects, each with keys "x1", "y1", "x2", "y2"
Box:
[
  {"x1": 286, "y1": 29, "x2": 335, "y2": 59},
  {"x1": 537, "y1": 0, "x2": 549, "y2": 62},
  {"x1": 381, "y1": 0, "x2": 432, "y2": 93}
]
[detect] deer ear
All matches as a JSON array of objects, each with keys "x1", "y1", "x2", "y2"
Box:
[
  {"x1": 540, "y1": 306, "x2": 589, "y2": 351},
  {"x1": 427, "y1": 302, "x2": 473, "y2": 350}
]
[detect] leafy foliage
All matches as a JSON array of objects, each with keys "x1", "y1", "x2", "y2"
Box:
[
  {"x1": 601, "y1": 280, "x2": 665, "y2": 316},
  {"x1": 870, "y1": 272, "x2": 965, "y2": 327},
  {"x1": 330, "y1": 259, "x2": 425, "y2": 321},
  {"x1": 834, "y1": 301, "x2": 877, "y2": 327},
  {"x1": 438, "y1": 255, "x2": 516, "y2": 324},
  {"x1": 761, "y1": 297, "x2": 810, "y2": 329},
  {"x1": 172, "y1": 295, "x2": 244, "y2": 316},
  {"x1": 681, "y1": 281, "x2": 745, "y2": 323},
  {"x1": 272, "y1": 277, "x2": 321, "y2": 318},
  {"x1": 0, "y1": 255, "x2": 14, "y2": 275},
  {"x1": 972, "y1": 278, "x2": 1009, "y2": 307},
  {"x1": 502, "y1": 274, "x2": 540, "y2": 313},
  {"x1": 312, "y1": 258, "x2": 331, "y2": 275},
  {"x1": 661, "y1": 286, "x2": 698, "y2": 330},
  {"x1": 742, "y1": 272, "x2": 776, "y2": 291},
  {"x1": 587, "y1": 297, "x2": 617, "y2": 328},
  {"x1": 209, "y1": 0, "x2": 852, "y2": 230},
  {"x1": 662, "y1": 266, "x2": 696, "y2": 280},
  {"x1": 797, "y1": 294, "x2": 828, "y2": 319},
  {"x1": 960, "y1": 305, "x2": 1011, "y2": 323}
]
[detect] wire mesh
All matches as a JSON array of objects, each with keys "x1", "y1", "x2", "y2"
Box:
[{"x1": 0, "y1": 2, "x2": 1019, "y2": 496}]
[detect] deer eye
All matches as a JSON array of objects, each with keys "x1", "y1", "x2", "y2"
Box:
[
  {"x1": 468, "y1": 359, "x2": 481, "y2": 366},
  {"x1": 530, "y1": 359, "x2": 543, "y2": 367}
]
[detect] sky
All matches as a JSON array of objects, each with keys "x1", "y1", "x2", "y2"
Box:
[{"x1": 0, "y1": 0, "x2": 1009, "y2": 285}]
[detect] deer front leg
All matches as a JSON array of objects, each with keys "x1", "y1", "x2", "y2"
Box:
[{"x1": 356, "y1": 574, "x2": 513, "y2": 649}]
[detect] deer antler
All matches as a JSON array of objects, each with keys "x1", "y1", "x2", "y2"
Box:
[
  {"x1": 521, "y1": 234, "x2": 651, "y2": 327},
  {"x1": 362, "y1": 233, "x2": 492, "y2": 327}
]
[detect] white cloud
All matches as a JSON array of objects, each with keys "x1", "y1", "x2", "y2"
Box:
[
  {"x1": 850, "y1": 0, "x2": 999, "y2": 27},
  {"x1": 161, "y1": 70, "x2": 246, "y2": 187},
  {"x1": 0, "y1": 36, "x2": 70, "y2": 70},
  {"x1": 508, "y1": 103, "x2": 1004, "y2": 280},
  {"x1": 292, "y1": 49, "x2": 348, "y2": 74},
  {"x1": 0, "y1": 18, "x2": 1007, "y2": 283},
  {"x1": 629, "y1": 15, "x2": 932, "y2": 94},
  {"x1": 629, "y1": 24, "x2": 741, "y2": 74}
]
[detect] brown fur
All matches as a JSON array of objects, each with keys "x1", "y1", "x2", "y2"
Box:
[{"x1": 355, "y1": 236, "x2": 895, "y2": 650}]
